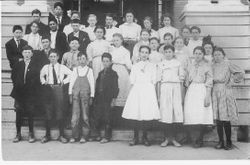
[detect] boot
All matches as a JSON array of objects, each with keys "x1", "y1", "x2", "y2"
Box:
[
  {"x1": 142, "y1": 131, "x2": 150, "y2": 146},
  {"x1": 129, "y1": 130, "x2": 139, "y2": 146},
  {"x1": 215, "y1": 141, "x2": 224, "y2": 149},
  {"x1": 28, "y1": 132, "x2": 36, "y2": 143},
  {"x1": 13, "y1": 133, "x2": 21, "y2": 143}
]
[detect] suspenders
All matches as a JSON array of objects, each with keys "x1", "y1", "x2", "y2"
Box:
[{"x1": 76, "y1": 67, "x2": 89, "y2": 77}]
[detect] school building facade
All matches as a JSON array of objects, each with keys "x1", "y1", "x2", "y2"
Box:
[{"x1": 1, "y1": 0, "x2": 250, "y2": 141}]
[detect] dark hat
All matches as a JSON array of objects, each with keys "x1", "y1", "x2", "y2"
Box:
[
  {"x1": 54, "y1": 2, "x2": 64, "y2": 10},
  {"x1": 71, "y1": 19, "x2": 80, "y2": 24},
  {"x1": 49, "y1": 17, "x2": 58, "y2": 24},
  {"x1": 12, "y1": 25, "x2": 23, "y2": 33}
]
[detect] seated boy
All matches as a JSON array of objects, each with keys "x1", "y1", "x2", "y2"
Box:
[
  {"x1": 92, "y1": 53, "x2": 119, "y2": 143},
  {"x1": 68, "y1": 52, "x2": 95, "y2": 143},
  {"x1": 11, "y1": 45, "x2": 40, "y2": 143},
  {"x1": 40, "y1": 49, "x2": 72, "y2": 143}
]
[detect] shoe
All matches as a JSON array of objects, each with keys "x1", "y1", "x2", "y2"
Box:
[
  {"x1": 95, "y1": 136, "x2": 102, "y2": 141},
  {"x1": 100, "y1": 138, "x2": 109, "y2": 144},
  {"x1": 41, "y1": 136, "x2": 51, "y2": 143},
  {"x1": 215, "y1": 141, "x2": 224, "y2": 149},
  {"x1": 172, "y1": 139, "x2": 182, "y2": 147},
  {"x1": 193, "y1": 141, "x2": 203, "y2": 148},
  {"x1": 224, "y1": 142, "x2": 233, "y2": 150},
  {"x1": 13, "y1": 134, "x2": 21, "y2": 143},
  {"x1": 69, "y1": 138, "x2": 76, "y2": 143},
  {"x1": 160, "y1": 139, "x2": 169, "y2": 147},
  {"x1": 142, "y1": 139, "x2": 151, "y2": 146},
  {"x1": 58, "y1": 136, "x2": 68, "y2": 143},
  {"x1": 28, "y1": 133, "x2": 36, "y2": 143},
  {"x1": 80, "y1": 137, "x2": 87, "y2": 143},
  {"x1": 129, "y1": 138, "x2": 138, "y2": 146}
]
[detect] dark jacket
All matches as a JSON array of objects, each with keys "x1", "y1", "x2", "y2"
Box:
[
  {"x1": 25, "y1": 21, "x2": 49, "y2": 36},
  {"x1": 68, "y1": 31, "x2": 90, "y2": 54},
  {"x1": 10, "y1": 57, "x2": 40, "y2": 102},
  {"x1": 94, "y1": 66, "x2": 119, "y2": 103},
  {"x1": 49, "y1": 13, "x2": 70, "y2": 32},
  {"x1": 33, "y1": 50, "x2": 50, "y2": 71},
  {"x1": 48, "y1": 31, "x2": 69, "y2": 62},
  {"x1": 5, "y1": 38, "x2": 28, "y2": 69}
]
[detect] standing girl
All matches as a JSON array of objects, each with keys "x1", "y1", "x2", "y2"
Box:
[
  {"x1": 158, "y1": 14, "x2": 179, "y2": 44},
  {"x1": 157, "y1": 45, "x2": 185, "y2": 147},
  {"x1": 132, "y1": 29, "x2": 150, "y2": 64},
  {"x1": 122, "y1": 45, "x2": 160, "y2": 146},
  {"x1": 212, "y1": 47, "x2": 244, "y2": 150},
  {"x1": 110, "y1": 33, "x2": 132, "y2": 107},
  {"x1": 143, "y1": 16, "x2": 159, "y2": 39},
  {"x1": 184, "y1": 46, "x2": 214, "y2": 148},
  {"x1": 119, "y1": 10, "x2": 142, "y2": 56},
  {"x1": 148, "y1": 37, "x2": 164, "y2": 64},
  {"x1": 202, "y1": 37, "x2": 214, "y2": 64},
  {"x1": 87, "y1": 25, "x2": 111, "y2": 80}
]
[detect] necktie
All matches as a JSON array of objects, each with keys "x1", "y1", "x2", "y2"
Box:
[
  {"x1": 57, "y1": 16, "x2": 61, "y2": 25},
  {"x1": 24, "y1": 61, "x2": 29, "y2": 84},
  {"x1": 52, "y1": 65, "x2": 58, "y2": 85},
  {"x1": 17, "y1": 40, "x2": 20, "y2": 49}
]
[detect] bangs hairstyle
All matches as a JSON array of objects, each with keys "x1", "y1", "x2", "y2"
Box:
[
  {"x1": 94, "y1": 25, "x2": 106, "y2": 35},
  {"x1": 193, "y1": 46, "x2": 205, "y2": 55},
  {"x1": 140, "y1": 29, "x2": 150, "y2": 36},
  {"x1": 139, "y1": 45, "x2": 151, "y2": 54},
  {"x1": 22, "y1": 45, "x2": 33, "y2": 52},
  {"x1": 149, "y1": 37, "x2": 160, "y2": 43},
  {"x1": 163, "y1": 44, "x2": 175, "y2": 52},
  {"x1": 49, "y1": 49, "x2": 59, "y2": 56},
  {"x1": 12, "y1": 25, "x2": 23, "y2": 33},
  {"x1": 173, "y1": 36, "x2": 184, "y2": 46},
  {"x1": 161, "y1": 13, "x2": 173, "y2": 27},
  {"x1": 88, "y1": 14, "x2": 97, "y2": 20},
  {"x1": 30, "y1": 21, "x2": 40, "y2": 28},
  {"x1": 190, "y1": 26, "x2": 201, "y2": 33},
  {"x1": 102, "y1": 52, "x2": 112, "y2": 61},
  {"x1": 77, "y1": 51, "x2": 87, "y2": 59},
  {"x1": 213, "y1": 47, "x2": 226, "y2": 56},
  {"x1": 163, "y1": 32, "x2": 174, "y2": 40}
]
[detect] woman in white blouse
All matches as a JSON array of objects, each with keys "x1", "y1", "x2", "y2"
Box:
[
  {"x1": 23, "y1": 21, "x2": 42, "y2": 50},
  {"x1": 119, "y1": 10, "x2": 141, "y2": 57}
]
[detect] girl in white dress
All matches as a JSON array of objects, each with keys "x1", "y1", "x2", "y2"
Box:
[
  {"x1": 23, "y1": 21, "x2": 42, "y2": 50},
  {"x1": 184, "y1": 46, "x2": 213, "y2": 148},
  {"x1": 157, "y1": 45, "x2": 185, "y2": 147},
  {"x1": 159, "y1": 33, "x2": 174, "y2": 54},
  {"x1": 84, "y1": 14, "x2": 97, "y2": 42},
  {"x1": 202, "y1": 39, "x2": 214, "y2": 64},
  {"x1": 143, "y1": 16, "x2": 159, "y2": 39},
  {"x1": 148, "y1": 37, "x2": 164, "y2": 64},
  {"x1": 87, "y1": 26, "x2": 110, "y2": 80},
  {"x1": 122, "y1": 45, "x2": 160, "y2": 146},
  {"x1": 158, "y1": 14, "x2": 179, "y2": 44},
  {"x1": 110, "y1": 33, "x2": 132, "y2": 107},
  {"x1": 132, "y1": 29, "x2": 150, "y2": 64}
]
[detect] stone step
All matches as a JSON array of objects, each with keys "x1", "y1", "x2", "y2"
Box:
[{"x1": 2, "y1": 122, "x2": 238, "y2": 142}]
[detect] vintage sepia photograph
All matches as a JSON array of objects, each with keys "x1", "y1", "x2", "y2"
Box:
[{"x1": 1, "y1": 0, "x2": 250, "y2": 161}]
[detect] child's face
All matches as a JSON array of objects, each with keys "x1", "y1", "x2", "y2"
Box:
[
  {"x1": 49, "y1": 52, "x2": 59, "y2": 64},
  {"x1": 95, "y1": 28, "x2": 104, "y2": 39},
  {"x1": 143, "y1": 19, "x2": 152, "y2": 29},
  {"x1": 113, "y1": 36, "x2": 122, "y2": 47},
  {"x1": 32, "y1": 13, "x2": 40, "y2": 22},
  {"x1": 213, "y1": 51, "x2": 224, "y2": 63},
  {"x1": 174, "y1": 38, "x2": 184, "y2": 50},
  {"x1": 191, "y1": 29, "x2": 200, "y2": 40},
  {"x1": 78, "y1": 55, "x2": 87, "y2": 65},
  {"x1": 139, "y1": 48, "x2": 149, "y2": 61},
  {"x1": 164, "y1": 36, "x2": 173, "y2": 45},
  {"x1": 102, "y1": 57, "x2": 112, "y2": 68},
  {"x1": 105, "y1": 16, "x2": 113, "y2": 26},
  {"x1": 163, "y1": 17, "x2": 171, "y2": 27},
  {"x1": 194, "y1": 49, "x2": 204, "y2": 63},
  {"x1": 49, "y1": 21, "x2": 57, "y2": 31},
  {"x1": 140, "y1": 31, "x2": 150, "y2": 41},
  {"x1": 31, "y1": 23, "x2": 39, "y2": 34},
  {"x1": 69, "y1": 40, "x2": 80, "y2": 51},
  {"x1": 125, "y1": 13, "x2": 134, "y2": 23},
  {"x1": 71, "y1": 23, "x2": 80, "y2": 32},
  {"x1": 41, "y1": 39, "x2": 51, "y2": 49},
  {"x1": 182, "y1": 28, "x2": 190, "y2": 38},
  {"x1": 149, "y1": 39, "x2": 159, "y2": 51},
  {"x1": 54, "y1": 6, "x2": 63, "y2": 16},
  {"x1": 22, "y1": 50, "x2": 33, "y2": 61},
  {"x1": 204, "y1": 44, "x2": 213, "y2": 55},
  {"x1": 13, "y1": 30, "x2": 23, "y2": 40},
  {"x1": 164, "y1": 49, "x2": 174, "y2": 60},
  {"x1": 88, "y1": 16, "x2": 97, "y2": 27}
]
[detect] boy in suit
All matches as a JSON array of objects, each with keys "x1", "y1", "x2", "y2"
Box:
[
  {"x1": 68, "y1": 19, "x2": 90, "y2": 54},
  {"x1": 11, "y1": 45, "x2": 40, "y2": 143},
  {"x1": 48, "y1": 18, "x2": 69, "y2": 62},
  {"x1": 5, "y1": 25, "x2": 28, "y2": 69},
  {"x1": 40, "y1": 50, "x2": 72, "y2": 143},
  {"x1": 92, "y1": 53, "x2": 119, "y2": 143}
]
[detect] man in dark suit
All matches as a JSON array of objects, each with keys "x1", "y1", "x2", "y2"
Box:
[
  {"x1": 25, "y1": 9, "x2": 49, "y2": 36},
  {"x1": 11, "y1": 45, "x2": 40, "y2": 143},
  {"x1": 5, "y1": 25, "x2": 28, "y2": 70},
  {"x1": 48, "y1": 18, "x2": 69, "y2": 62},
  {"x1": 48, "y1": 2, "x2": 70, "y2": 32},
  {"x1": 68, "y1": 19, "x2": 90, "y2": 54}
]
